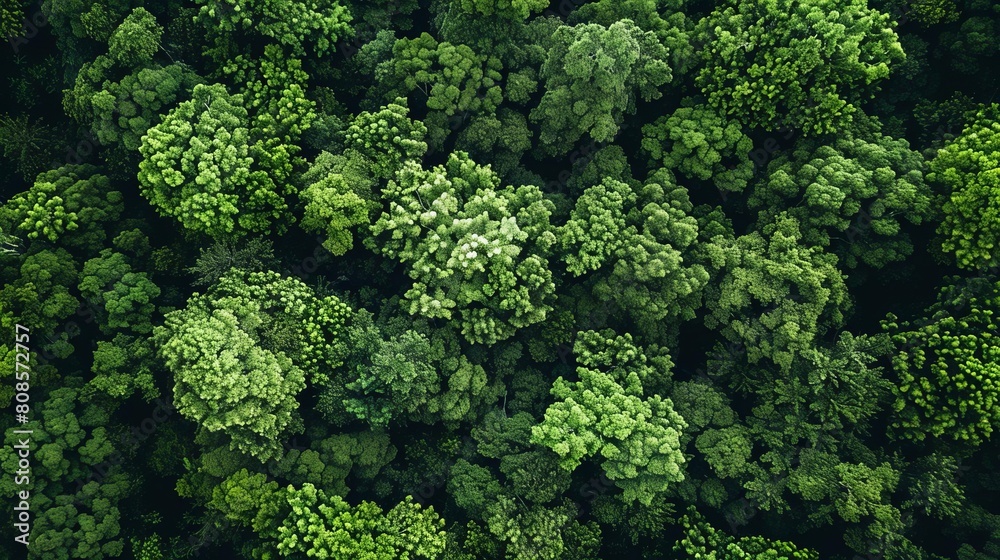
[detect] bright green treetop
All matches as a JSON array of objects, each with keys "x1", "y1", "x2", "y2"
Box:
[
  {"x1": 368, "y1": 151, "x2": 557, "y2": 345},
  {"x1": 531, "y1": 330, "x2": 687, "y2": 505},
  {"x1": 928, "y1": 106, "x2": 1000, "y2": 270},
  {"x1": 277, "y1": 484, "x2": 447, "y2": 559}
]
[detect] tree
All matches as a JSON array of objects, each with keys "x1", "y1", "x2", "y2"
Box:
[
  {"x1": 750, "y1": 115, "x2": 933, "y2": 269},
  {"x1": 155, "y1": 269, "x2": 352, "y2": 460},
  {"x1": 187, "y1": 238, "x2": 278, "y2": 287},
  {"x1": 704, "y1": 212, "x2": 851, "y2": 372},
  {"x1": 195, "y1": 0, "x2": 353, "y2": 59},
  {"x1": 106, "y1": 7, "x2": 161, "y2": 67},
  {"x1": 674, "y1": 506, "x2": 819, "y2": 559},
  {"x1": 928, "y1": 106, "x2": 1000, "y2": 270},
  {"x1": 337, "y1": 311, "x2": 503, "y2": 427},
  {"x1": 276, "y1": 484, "x2": 447, "y2": 559},
  {"x1": 1, "y1": 164, "x2": 123, "y2": 252},
  {"x1": 88, "y1": 334, "x2": 159, "y2": 402},
  {"x1": 882, "y1": 277, "x2": 1000, "y2": 445},
  {"x1": 65, "y1": 60, "x2": 201, "y2": 152},
  {"x1": 137, "y1": 83, "x2": 260, "y2": 238},
  {"x1": 79, "y1": 249, "x2": 160, "y2": 334},
  {"x1": 531, "y1": 19, "x2": 672, "y2": 155},
  {"x1": 0, "y1": 0, "x2": 22, "y2": 38},
  {"x1": 157, "y1": 299, "x2": 305, "y2": 461},
  {"x1": 641, "y1": 104, "x2": 754, "y2": 193},
  {"x1": 451, "y1": 0, "x2": 548, "y2": 20},
  {"x1": 0, "y1": 387, "x2": 132, "y2": 559},
  {"x1": 694, "y1": 0, "x2": 905, "y2": 134},
  {"x1": 375, "y1": 33, "x2": 503, "y2": 148},
  {"x1": 341, "y1": 98, "x2": 428, "y2": 181},
  {"x1": 531, "y1": 330, "x2": 687, "y2": 505},
  {"x1": 368, "y1": 151, "x2": 557, "y2": 345},
  {"x1": 137, "y1": 68, "x2": 315, "y2": 239},
  {"x1": 559, "y1": 170, "x2": 713, "y2": 335}
]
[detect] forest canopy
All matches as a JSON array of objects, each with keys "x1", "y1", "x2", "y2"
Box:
[{"x1": 1, "y1": 0, "x2": 1000, "y2": 559}]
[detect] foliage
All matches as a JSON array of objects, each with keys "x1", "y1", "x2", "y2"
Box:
[
  {"x1": 277, "y1": 484, "x2": 447, "y2": 559},
  {"x1": 531, "y1": 19, "x2": 672, "y2": 155},
  {"x1": 929, "y1": 106, "x2": 1000, "y2": 270},
  {"x1": 368, "y1": 151, "x2": 557, "y2": 345},
  {"x1": 695, "y1": 0, "x2": 905, "y2": 134},
  {"x1": 883, "y1": 277, "x2": 1000, "y2": 445},
  {"x1": 531, "y1": 330, "x2": 687, "y2": 505}
]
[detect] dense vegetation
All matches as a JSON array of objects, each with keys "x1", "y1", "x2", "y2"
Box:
[{"x1": 1, "y1": 0, "x2": 999, "y2": 558}]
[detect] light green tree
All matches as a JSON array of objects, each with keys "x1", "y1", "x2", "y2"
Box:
[
  {"x1": 368, "y1": 151, "x2": 557, "y2": 345},
  {"x1": 928, "y1": 106, "x2": 1000, "y2": 270},
  {"x1": 531, "y1": 330, "x2": 687, "y2": 505},
  {"x1": 277, "y1": 484, "x2": 447, "y2": 559}
]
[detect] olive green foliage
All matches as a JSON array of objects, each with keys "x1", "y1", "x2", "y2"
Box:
[
  {"x1": 751, "y1": 116, "x2": 933, "y2": 269},
  {"x1": 695, "y1": 0, "x2": 905, "y2": 135},
  {"x1": 341, "y1": 312, "x2": 502, "y2": 427},
  {"x1": 705, "y1": 213, "x2": 851, "y2": 371},
  {"x1": 343, "y1": 98, "x2": 428, "y2": 181},
  {"x1": 0, "y1": 0, "x2": 22, "y2": 38},
  {"x1": 641, "y1": 105, "x2": 754, "y2": 192},
  {"x1": 562, "y1": 170, "x2": 712, "y2": 331},
  {"x1": 79, "y1": 249, "x2": 161, "y2": 334},
  {"x1": 66, "y1": 58, "x2": 201, "y2": 152},
  {"x1": 531, "y1": 19, "x2": 672, "y2": 155},
  {"x1": 0, "y1": 388, "x2": 130, "y2": 559},
  {"x1": 675, "y1": 507, "x2": 819, "y2": 559},
  {"x1": 195, "y1": 0, "x2": 353, "y2": 58},
  {"x1": 137, "y1": 79, "x2": 305, "y2": 238},
  {"x1": 0, "y1": 114, "x2": 60, "y2": 181},
  {"x1": 8, "y1": 1, "x2": 1000, "y2": 558}
]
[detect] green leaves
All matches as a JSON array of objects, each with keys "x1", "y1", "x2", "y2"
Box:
[
  {"x1": 705, "y1": 212, "x2": 850, "y2": 372},
  {"x1": 532, "y1": 19, "x2": 672, "y2": 155},
  {"x1": 107, "y1": 7, "x2": 161, "y2": 66},
  {"x1": 376, "y1": 33, "x2": 503, "y2": 148},
  {"x1": 3, "y1": 164, "x2": 122, "y2": 251},
  {"x1": 196, "y1": 0, "x2": 353, "y2": 58},
  {"x1": 155, "y1": 269, "x2": 353, "y2": 460},
  {"x1": 369, "y1": 151, "x2": 557, "y2": 345},
  {"x1": 750, "y1": 116, "x2": 933, "y2": 269},
  {"x1": 695, "y1": 0, "x2": 904, "y2": 135},
  {"x1": 883, "y1": 277, "x2": 1000, "y2": 445},
  {"x1": 929, "y1": 106, "x2": 1000, "y2": 270},
  {"x1": 641, "y1": 105, "x2": 754, "y2": 192},
  {"x1": 531, "y1": 330, "x2": 687, "y2": 505},
  {"x1": 277, "y1": 484, "x2": 447, "y2": 559}
]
